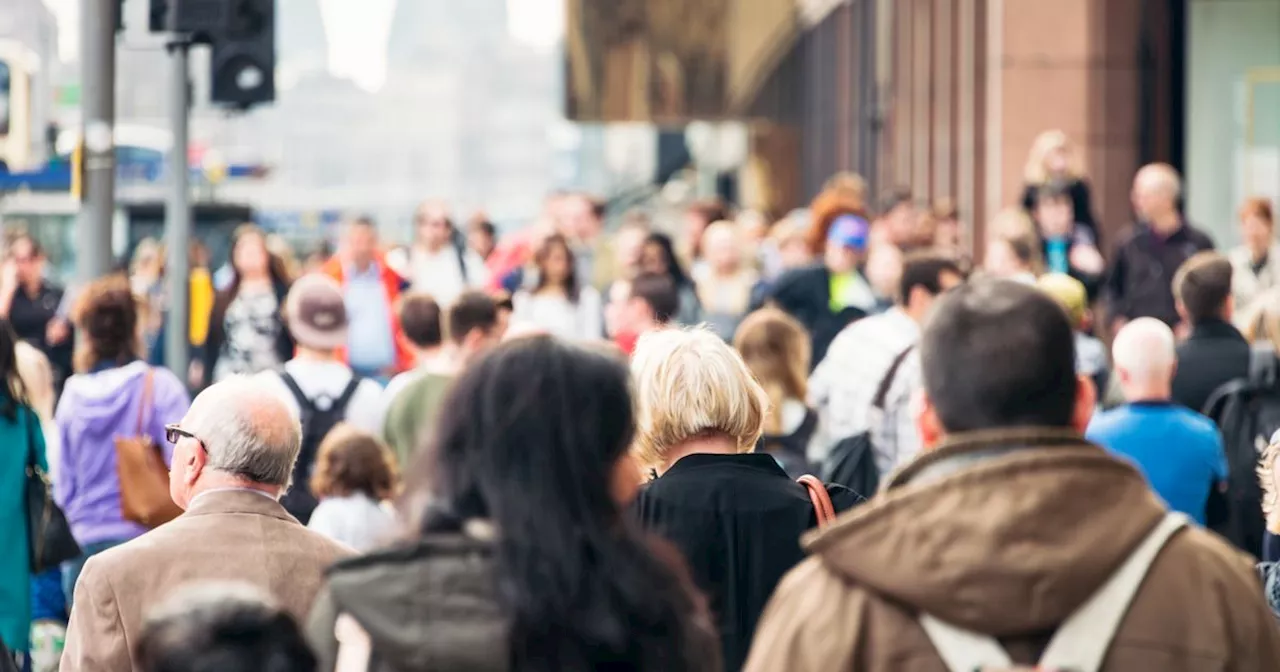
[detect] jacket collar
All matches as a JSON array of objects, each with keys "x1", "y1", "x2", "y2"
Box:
[
  {"x1": 884, "y1": 427, "x2": 1083, "y2": 490},
  {"x1": 1189, "y1": 318, "x2": 1245, "y2": 342},
  {"x1": 663, "y1": 452, "x2": 789, "y2": 479},
  {"x1": 183, "y1": 489, "x2": 297, "y2": 525}
]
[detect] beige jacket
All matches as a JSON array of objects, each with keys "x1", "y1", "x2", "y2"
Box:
[
  {"x1": 744, "y1": 429, "x2": 1280, "y2": 671},
  {"x1": 61, "y1": 490, "x2": 354, "y2": 671}
]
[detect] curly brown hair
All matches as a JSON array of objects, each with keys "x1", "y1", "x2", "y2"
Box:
[
  {"x1": 72, "y1": 275, "x2": 143, "y2": 372},
  {"x1": 309, "y1": 424, "x2": 399, "y2": 501}
]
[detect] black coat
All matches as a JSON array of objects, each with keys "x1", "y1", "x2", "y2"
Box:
[
  {"x1": 1104, "y1": 221, "x2": 1215, "y2": 326},
  {"x1": 757, "y1": 265, "x2": 866, "y2": 368},
  {"x1": 632, "y1": 453, "x2": 859, "y2": 672},
  {"x1": 1173, "y1": 319, "x2": 1251, "y2": 413},
  {"x1": 201, "y1": 278, "x2": 294, "y2": 387}
]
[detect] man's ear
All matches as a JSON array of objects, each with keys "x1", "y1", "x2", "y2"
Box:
[
  {"x1": 186, "y1": 440, "x2": 207, "y2": 487},
  {"x1": 915, "y1": 389, "x2": 945, "y2": 451},
  {"x1": 1072, "y1": 373, "x2": 1097, "y2": 433}
]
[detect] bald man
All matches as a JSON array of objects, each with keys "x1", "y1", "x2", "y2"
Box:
[
  {"x1": 1087, "y1": 318, "x2": 1228, "y2": 524},
  {"x1": 61, "y1": 377, "x2": 354, "y2": 672},
  {"x1": 1104, "y1": 163, "x2": 1214, "y2": 329}
]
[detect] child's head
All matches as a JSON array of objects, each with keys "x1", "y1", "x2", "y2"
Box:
[
  {"x1": 1034, "y1": 181, "x2": 1076, "y2": 238},
  {"x1": 309, "y1": 424, "x2": 399, "y2": 501}
]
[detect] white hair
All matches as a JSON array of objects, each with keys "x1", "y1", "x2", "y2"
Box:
[
  {"x1": 186, "y1": 377, "x2": 302, "y2": 487},
  {"x1": 630, "y1": 326, "x2": 768, "y2": 469},
  {"x1": 1112, "y1": 317, "x2": 1176, "y2": 382},
  {"x1": 1136, "y1": 163, "x2": 1183, "y2": 201}
]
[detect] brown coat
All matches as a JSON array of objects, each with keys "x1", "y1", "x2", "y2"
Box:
[
  {"x1": 744, "y1": 430, "x2": 1280, "y2": 671},
  {"x1": 61, "y1": 490, "x2": 354, "y2": 671}
]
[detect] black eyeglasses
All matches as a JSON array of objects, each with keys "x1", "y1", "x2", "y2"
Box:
[{"x1": 164, "y1": 424, "x2": 201, "y2": 446}]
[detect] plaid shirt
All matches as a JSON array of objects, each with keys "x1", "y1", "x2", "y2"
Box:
[{"x1": 809, "y1": 308, "x2": 922, "y2": 472}]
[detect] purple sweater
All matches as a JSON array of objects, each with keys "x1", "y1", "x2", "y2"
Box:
[{"x1": 54, "y1": 362, "x2": 191, "y2": 545}]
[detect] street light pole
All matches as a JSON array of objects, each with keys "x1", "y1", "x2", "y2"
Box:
[
  {"x1": 164, "y1": 39, "x2": 191, "y2": 380},
  {"x1": 77, "y1": 0, "x2": 117, "y2": 283}
]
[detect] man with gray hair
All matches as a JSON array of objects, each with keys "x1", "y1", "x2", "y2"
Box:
[
  {"x1": 61, "y1": 377, "x2": 353, "y2": 672},
  {"x1": 1087, "y1": 317, "x2": 1229, "y2": 524},
  {"x1": 1103, "y1": 162, "x2": 1214, "y2": 330}
]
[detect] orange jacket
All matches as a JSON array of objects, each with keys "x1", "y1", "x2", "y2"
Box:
[{"x1": 320, "y1": 256, "x2": 413, "y2": 374}]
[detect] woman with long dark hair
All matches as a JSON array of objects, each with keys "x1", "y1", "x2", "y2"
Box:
[
  {"x1": 0, "y1": 318, "x2": 46, "y2": 666},
  {"x1": 512, "y1": 233, "x2": 603, "y2": 340},
  {"x1": 308, "y1": 336, "x2": 720, "y2": 672},
  {"x1": 201, "y1": 225, "x2": 294, "y2": 387},
  {"x1": 640, "y1": 232, "x2": 703, "y2": 327}
]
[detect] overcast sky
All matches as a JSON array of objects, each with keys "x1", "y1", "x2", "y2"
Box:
[{"x1": 43, "y1": 0, "x2": 564, "y2": 91}]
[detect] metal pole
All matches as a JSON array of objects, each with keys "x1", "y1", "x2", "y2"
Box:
[
  {"x1": 164, "y1": 40, "x2": 191, "y2": 379},
  {"x1": 77, "y1": 0, "x2": 117, "y2": 283}
]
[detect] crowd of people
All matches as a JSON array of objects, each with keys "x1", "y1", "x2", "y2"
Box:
[{"x1": 2, "y1": 127, "x2": 1280, "y2": 670}]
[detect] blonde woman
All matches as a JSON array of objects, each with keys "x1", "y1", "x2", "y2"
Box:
[
  {"x1": 733, "y1": 309, "x2": 816, "y2": 477},
  {"x1": 630, "y1": 327, "x2": 858, "y2": 672},
  {"x1": 1020, "y1": 129, "x2": 1099, "y2": 242}
]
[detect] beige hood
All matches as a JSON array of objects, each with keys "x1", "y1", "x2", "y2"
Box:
[{"x1": 803, "y1": 430, "x2": 1168, "y2": 636}]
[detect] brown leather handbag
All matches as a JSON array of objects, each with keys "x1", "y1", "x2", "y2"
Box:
[
  {"x1": 116, "y1": 368, "x2": 182, "y2": 527},
  {"x1": 797, "y1": 474, "x2": 835, "y2": 527}
]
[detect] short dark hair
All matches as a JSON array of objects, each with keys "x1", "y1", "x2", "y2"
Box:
[
  {"x1": 351, "y1": 215, "x2": 376, "y2": 229},
  {"x1": 447, "y1": 291, "x2": 499, "y2": 344},
  {"x1": 878, "y1": 187, "x2": 914, "y2": 215},
  {"x1": 898, "y1": 252, "x2": 964, "y2": 305},
  {"x1": 135, "y1": 585, "x2": 316, "y2": 672},
  {"x1": 398, "y1": 293, "x2": 443, "y2": 349},
  {"x1": 629, "y1": 273, "x2": 680, "y2": 324},
  {"x1": 1173, "y1": 252, "x2": 1233, "y2": 324},
  {"x1": 921, "y1": 279, "x2": 1078, "y2": 432},
  {"x1": 1035, "y1": 180, "x2": 1073, "y2": 206}
]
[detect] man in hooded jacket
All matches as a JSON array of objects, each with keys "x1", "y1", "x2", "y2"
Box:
[{"x1": 744, "y1": 278, "x2": 1280, "y2": 671}]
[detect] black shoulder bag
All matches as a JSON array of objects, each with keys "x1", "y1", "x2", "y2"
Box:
[{"x1": 25, "y1": 408, "x2": 80, "y2": 574}]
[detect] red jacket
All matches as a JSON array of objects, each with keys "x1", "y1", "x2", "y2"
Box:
[{"x1": 320, "y1": 256, "x2": 413, "y2": 373}]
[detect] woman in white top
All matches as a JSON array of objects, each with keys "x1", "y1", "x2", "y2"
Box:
[
  {"x1": 513, "y1": 234, "x2": 603, "y2": 341},
  {"x1": 307, "y1": 424, "x2": 399, "y2": 552},
  {"x1": 1230, "y1": 197, "x2": 1280, "y2": 327}
]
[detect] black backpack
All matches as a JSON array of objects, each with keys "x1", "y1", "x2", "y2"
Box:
[
  {"x1": 278, "y1": 372, "x2": 362, "y2": 524},
  {"x1": 1202, "y1": 347, "x2": 1280, "y2": 557},
  {"x1": 820, "y1": 346, "x2": 916, "y2": 501}
]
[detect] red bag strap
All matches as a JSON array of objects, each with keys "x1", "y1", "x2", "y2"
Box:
[{"x1": 797, "y1": 474, "x2": 835, "y2": 527}]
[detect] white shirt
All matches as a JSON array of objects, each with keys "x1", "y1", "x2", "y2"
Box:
[
  {"x1": 307, "y1": 493, "x2": 397, "y2": 552},
  {"x1": 512, "y1": 287, "x2": 603, "y2": 341},
  {"x1": 407, "y1": 245, "x2": 489, "y2": 306},
  {"x1": 808, "y1": 307, "x2": 922, "y2": 471},
  {"x1": 255, "y1": 359, "x2": 386, "y2": 435}
]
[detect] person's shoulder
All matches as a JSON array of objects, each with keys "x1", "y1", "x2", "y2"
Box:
[
  {"x1": 1166, "y1": 405, "x2": 1220, "y2": 435},
  {"x1": 149, "y1": 366, "x2": 188, "y2": 397},
  {"x1": 1185, "y1": 224, "x2": 1216, "y2": 249},
  {"x1": 1086, "y1": 406, "x2": 1131, "y2": 434},
  {"x1": 288, "y1": 519, "x2": 359, "y2": 559},
  {"x1": 1160, "y1": 525, "x2": 1263, "y2": 598}
]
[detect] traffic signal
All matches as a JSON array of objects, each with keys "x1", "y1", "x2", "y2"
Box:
[
  {"x1": 148, "y1": 0, "x2": 230, "y2": 38},
  {"x1": 209, "y1": 0, "x2": 275, "y2": 108}
]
